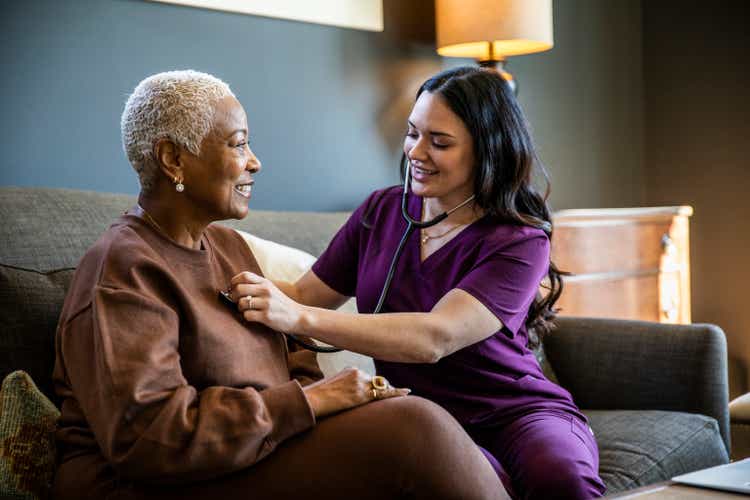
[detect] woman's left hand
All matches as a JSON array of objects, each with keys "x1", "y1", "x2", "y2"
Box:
[{"x1": 229, "y1": 272, "x2": 304, "y2": 332}]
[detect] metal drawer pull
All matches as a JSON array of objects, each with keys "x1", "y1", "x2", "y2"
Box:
[{"x1": 661, "y1": 234, "x2": 677, "y2": 256}]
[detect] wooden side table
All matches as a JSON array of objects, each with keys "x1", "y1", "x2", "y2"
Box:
[{"x1": 551, "y1": 206, "x2": 693, "y2": 323}]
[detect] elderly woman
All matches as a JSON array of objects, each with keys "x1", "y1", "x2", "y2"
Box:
[{"x1": 51, "y1": 71, "x2": 507, "y2": 499}]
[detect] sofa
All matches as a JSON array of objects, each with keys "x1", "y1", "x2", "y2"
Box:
[{"x1": 0, "y1": 186, "x2": 731, "y2": 498}]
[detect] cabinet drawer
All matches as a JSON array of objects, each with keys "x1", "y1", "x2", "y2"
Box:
[
  {"x1": 556, "y1": 274, "x2": 661, "y2": 321},
  {"x1": 551, "y1": 221, "x2": 673, "y2": 275}
]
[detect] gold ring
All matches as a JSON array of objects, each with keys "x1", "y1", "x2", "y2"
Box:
[
  {"x1": 246, "y1": 295, "x2": 254, "y2": 310},
  {"x1": 371, "y1": 375, "x2": 389, "y2": 390}
]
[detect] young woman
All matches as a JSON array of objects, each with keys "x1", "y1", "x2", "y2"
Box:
[{"x1": 230, "y1": 66, "x2": 607, "y2": 499}]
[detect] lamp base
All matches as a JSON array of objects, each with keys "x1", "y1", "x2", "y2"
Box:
[{"x1": 478, "y1": 59, "x2": 517, "y2": 95}]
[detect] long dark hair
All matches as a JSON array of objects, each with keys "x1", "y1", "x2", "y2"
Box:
[{"x1": 409, "y1": 66, "x2": 566, "y2": 347}]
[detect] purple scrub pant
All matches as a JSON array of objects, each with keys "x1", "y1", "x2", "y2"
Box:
[{"x1": 469, "y1": 410, "x2": 607, "y2": 500}]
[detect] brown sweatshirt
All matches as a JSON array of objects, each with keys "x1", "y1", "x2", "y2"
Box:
[{"x1": 52, "y1": 213, "x2": 322, "y2": 487}]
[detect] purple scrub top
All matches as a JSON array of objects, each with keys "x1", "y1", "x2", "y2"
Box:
[{"x1": 312, "y1": 186, "x2": 584, "y2": 427}]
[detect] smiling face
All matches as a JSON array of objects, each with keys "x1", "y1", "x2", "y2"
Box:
[
  {"x1": 404, "y1": 91, "x2": 476, "y2": 204},
  {"x1": 180, "y1": 95, "x2": 261, "y2": 222}
]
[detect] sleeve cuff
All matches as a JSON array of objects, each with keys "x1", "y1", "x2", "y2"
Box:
[
  {"x1": 455, "y1": 284, "x2": 521, "y2": 338},
  {"x1": 259, "y1": 380, "x2": 316, "y2": 446}
]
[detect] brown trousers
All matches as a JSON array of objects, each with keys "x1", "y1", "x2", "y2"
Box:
[{"x1": 56, "y1": 397, "x2": 508, "y2": 500}]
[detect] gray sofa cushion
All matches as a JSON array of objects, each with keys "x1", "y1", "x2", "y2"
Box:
[
  {"x1": 586, "y1": 409, "x2": 729, "y2": 493},
  {"x1": 0, "y1": 188, "x2": 136, "y2": 271},
  {"x1": 0, "y1": 265, "x2": 74, "y2": 404}
]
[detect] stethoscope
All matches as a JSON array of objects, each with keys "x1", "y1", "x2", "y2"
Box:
[{"x1": 222, "y1": 158, "x2": 475, "y2": 353}]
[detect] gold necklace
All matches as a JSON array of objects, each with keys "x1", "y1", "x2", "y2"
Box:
[
  {"x1": 421, "y1": 223, "x2": 467, "y2": 246},
  {"x1": 420, "y1": 199, "x2": 479, "y2": 246},
  {"x1": 137, "y1": 204, "x2": 167, "y2": 235}
]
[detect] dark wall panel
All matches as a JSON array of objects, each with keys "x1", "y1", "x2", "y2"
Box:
[{"x1": 643, "y1": 0, "x2": 750, "y2": 395}]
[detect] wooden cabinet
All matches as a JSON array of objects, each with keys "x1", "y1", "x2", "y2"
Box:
[{"x1": 550, "y1": 207, "x2": 693, "y2": 324}]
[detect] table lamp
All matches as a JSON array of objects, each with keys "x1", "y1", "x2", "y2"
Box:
[{"x1": 435, "y1": 0, "x2": 553, "y2": 93}]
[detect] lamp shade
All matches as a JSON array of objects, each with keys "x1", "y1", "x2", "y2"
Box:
[{"x1": 436, "y1": 0, "x2": 553, "y2": 60}]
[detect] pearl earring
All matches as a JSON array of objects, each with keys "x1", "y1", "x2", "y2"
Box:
[{"x1": 174, "y1": 177, "x2": 185, "y2": 193}]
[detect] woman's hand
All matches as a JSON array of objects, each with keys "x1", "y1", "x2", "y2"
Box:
[
  {"x1": 229, "y1": 271, "x2": 305, "y2": 333},
  {"x1": 302, "y1": 368, "x2": 410, "y2": 419}
]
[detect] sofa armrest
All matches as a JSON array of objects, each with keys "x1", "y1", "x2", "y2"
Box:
[{"x1": 544, "y1": 316, "x2": 730, "y2": 453}]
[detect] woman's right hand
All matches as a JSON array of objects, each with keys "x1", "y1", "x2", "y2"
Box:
[{"x1": 303, "y1": 368, "x2": 410, "y2": 419}]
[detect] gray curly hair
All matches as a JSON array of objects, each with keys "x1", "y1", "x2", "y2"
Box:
[{"x1": 121, "y1": 70, "x2": 235, "y2": 193}]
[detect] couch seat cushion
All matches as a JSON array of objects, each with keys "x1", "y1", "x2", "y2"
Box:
[{"x1": 585, "y1": 410, "x2": 729, "y2": 494}]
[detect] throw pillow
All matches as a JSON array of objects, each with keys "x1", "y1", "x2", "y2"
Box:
[
  {"x1": 235, "y1": 230, "x2": 374, "y2": 376},
  {"x1": 237, "y1": 231, "x2": 317, "y2": 283},
  {"x1": 0, "y1": 370, "x2": 60, "y2": 500}
]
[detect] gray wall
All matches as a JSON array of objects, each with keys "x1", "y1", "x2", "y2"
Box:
[
  {"x1": 515, "y1": 0, "x2": 644, "y2": 211},
  {"x1": 642, "y1": 0, "x2": 750, "y2": 397},
  {"x1": 1, "y1": 0, "x2": 643, "y2": 212}
]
